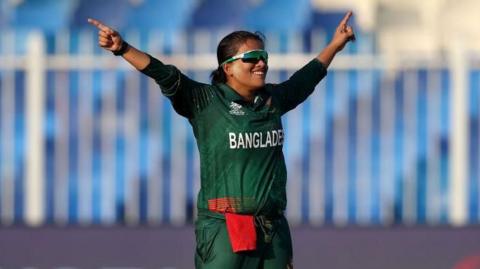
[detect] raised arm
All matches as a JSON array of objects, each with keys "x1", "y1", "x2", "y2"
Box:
[
  {"x1": 317, "y1": 11, "x2": 356, "y2": 68},
  {"x1": 87, "y1": 18, "x2": 150, "y2": 70},
  {"x1": 87, "y1": 18, "x2": 212, "y2": 119},
  {"x1": 268, "y1": 11, "x2": 356, "y2": 114}
]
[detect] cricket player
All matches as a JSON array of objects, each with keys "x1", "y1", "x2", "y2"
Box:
[{"x1": 88, "y1": 11, "x2": 355, "y2": 269}]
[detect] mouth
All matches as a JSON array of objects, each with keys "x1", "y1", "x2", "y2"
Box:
[{"x1": 252, "y1": 70, "x2": 266, "y2": 77}]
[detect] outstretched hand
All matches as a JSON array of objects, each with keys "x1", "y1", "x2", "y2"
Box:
[
  {"x1": 87, "y1": 18, "x2": 124, "y2": 52},
  {"x1": 331, "y1": 11, "x2": 356, "y2": 52}
]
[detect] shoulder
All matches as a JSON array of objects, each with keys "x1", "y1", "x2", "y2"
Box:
[{"x1": 264, "y1": 83, "x2": 278, "y2": 93}]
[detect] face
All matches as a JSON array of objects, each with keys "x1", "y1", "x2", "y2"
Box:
[{"x1": 223, "y1": 39, "x2": 268, "y2": 93}]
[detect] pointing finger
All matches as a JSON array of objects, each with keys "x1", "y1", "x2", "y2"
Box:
[
  {"x1": 88, "y1": 18, "x2": 113, "y2": 33},
  {"x1": 87, "y1": 18, "x2": 103, "y2": 29},
  {"x1": 340, "y1": 11, "x2": 353, "y2": 26}
]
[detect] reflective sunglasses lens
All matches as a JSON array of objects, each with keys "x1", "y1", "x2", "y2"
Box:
[
  {"x1": 241, "y1": 58, "x2": 261, "y2": 64},
  {"x1": 241, "y1": 51, "x2": 268, "y2": 64}
]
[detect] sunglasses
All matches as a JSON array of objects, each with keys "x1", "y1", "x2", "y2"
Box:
[{"x1": 221, "y1": 49, "x2": 269, "y2": 66}]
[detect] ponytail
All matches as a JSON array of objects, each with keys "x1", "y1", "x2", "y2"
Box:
[{"x1": 210, "y1": 66, "x2": 227, "y2": 84}]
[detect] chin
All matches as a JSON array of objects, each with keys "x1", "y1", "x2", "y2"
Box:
[
  {"x1": 251, "y1": 83, "x2": 265, "y2": 91},
  {"x1": 252, "y1": 79, "x2": 266, "y2": 88}
]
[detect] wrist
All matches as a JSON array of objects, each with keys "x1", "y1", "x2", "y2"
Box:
[
  {"x1": 112, "y1": 41, "x2": 130, "y2": 56},
  {"x1": 327, "y1": 41, "x2": 342, "y2": 53}
]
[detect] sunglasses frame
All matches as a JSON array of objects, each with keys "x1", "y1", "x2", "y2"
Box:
[{"x1": 220, "y1": 49, "x2": 269, "y2": 66}]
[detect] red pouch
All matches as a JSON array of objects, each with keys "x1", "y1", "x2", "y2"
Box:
[{"x1": 225, "y1": 213, "x2": 257, "y2": 252}]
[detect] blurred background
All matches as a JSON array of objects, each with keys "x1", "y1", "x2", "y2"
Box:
[{"x1": 0, "y1": 0, "x2": 480, "y2": 268}]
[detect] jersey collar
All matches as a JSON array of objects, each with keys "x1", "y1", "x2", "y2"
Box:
[
  {"x1": 217, "y1": 83, "x2": 246, "y2": 102},
  {"x1": 217, "y1": 83, "x2": 269, "y2": 108}
]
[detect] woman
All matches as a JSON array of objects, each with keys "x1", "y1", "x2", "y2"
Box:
[{"x1": 89, "y1": 12, "x2": 355, "y2": 269}]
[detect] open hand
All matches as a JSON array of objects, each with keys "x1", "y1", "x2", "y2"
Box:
[{"x1": 87, "y1": 18, "x2": 124, "y2": 52}]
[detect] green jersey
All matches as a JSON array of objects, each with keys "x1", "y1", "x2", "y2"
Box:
[{"x1": 141, "y1": 56, "x2": 327, "y2": 216}]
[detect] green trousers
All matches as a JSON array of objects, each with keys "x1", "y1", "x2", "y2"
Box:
[{"x1": 194, "y1": 213, "x2": 293, "y2": 269}]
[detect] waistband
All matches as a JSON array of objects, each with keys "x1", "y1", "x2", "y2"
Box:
[
  {"x1": 197, "y1": 209, "x2": 283, "y2": 244},
  {"x1": 197, "y1": 208, "x2": 284, "y2": 221}
]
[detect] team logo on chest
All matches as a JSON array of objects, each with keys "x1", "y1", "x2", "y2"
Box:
[{"x1": 229, "y1": 102, "x2": 245, "y2": 116}]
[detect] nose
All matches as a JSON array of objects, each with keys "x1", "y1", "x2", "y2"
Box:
[{"x1": 255, "y1": 58, "x2": 267, "y2": 68}]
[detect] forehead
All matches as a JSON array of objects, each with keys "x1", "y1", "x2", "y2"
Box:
[{"x1": 235, "y1": 39, "x2": 264, "y2": 54}]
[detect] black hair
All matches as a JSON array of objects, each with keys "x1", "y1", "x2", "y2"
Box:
[{"x1": 210, "y1": 31, "x2": 265, "y2": 84}]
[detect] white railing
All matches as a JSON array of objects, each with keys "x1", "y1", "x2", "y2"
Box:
[{"x1": 0, "y1": 30, "x2": 477, "y2": 226}]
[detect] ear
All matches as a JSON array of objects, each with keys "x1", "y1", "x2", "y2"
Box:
[{"x1": 223, "y1": 63, "x2": 233, "y2": 77}]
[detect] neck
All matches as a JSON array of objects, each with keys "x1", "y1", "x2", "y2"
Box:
[{"x1": 226, "y1": 82, "x2": 256, "y2": 102}]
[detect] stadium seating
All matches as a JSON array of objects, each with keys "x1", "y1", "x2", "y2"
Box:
[
  {"x1": 10, "y1": 0, "x2": 78, "y2": 32},
  {"x1": 71, "y1": 0, "x2": 131, "y2": 29},
  {"x1": 123, "y1": 0, "x2": 195, "y2": 31},
  {"x1": 188, "y1": 0, "x2": 251, "y2": 29},
  {"x1": 244, "y1": 0, "x2": 312, "y2": 32},
  {"x1": 310, "y1": 10, "x2": 349, "y2": 35}
]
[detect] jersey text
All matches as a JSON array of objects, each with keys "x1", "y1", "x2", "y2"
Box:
[{"x1": 229, "y1": 130, "x2": 284, "y2": 149}]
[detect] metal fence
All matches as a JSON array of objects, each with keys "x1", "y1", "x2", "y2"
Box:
[{"x1": 0, "y1": 29, "x2": 479, "y2": 226}]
